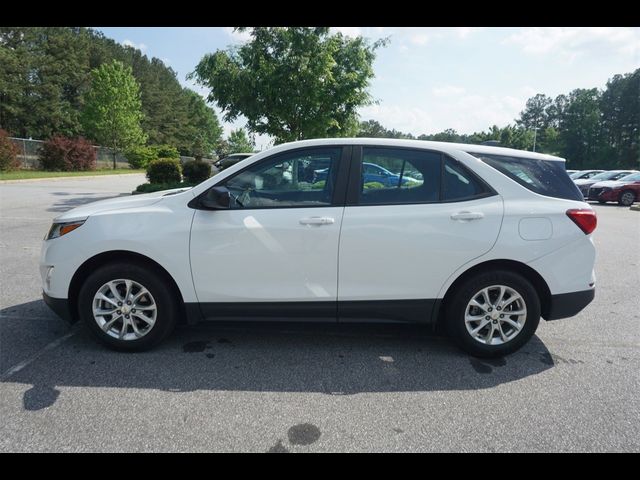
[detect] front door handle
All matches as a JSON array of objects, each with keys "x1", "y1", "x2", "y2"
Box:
[
  {"x1": 451, "y1": 211, "x2": 484, "y2": 221},
  {"x1": 299, "y1": 216, "x2": 335, "y2": 226}
]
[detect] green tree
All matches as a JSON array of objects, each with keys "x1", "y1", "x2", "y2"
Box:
[
  {"x1": 557, "y1": 88, "x2": 602, "y2": 168},
  {"x1": 0, "y1": 27, "x2": 93, "y2": 138},
  {"x1": 190, "y1": 27, "x2": 387, "y2": 143},
  {"x1": 227, "y1": 128, "x2": 255, "y2": 154},
  {"x1": 418, "y1": 128, "x2": 464, "y2": 143},
  {"x1": 357, "y1": 120, "x2": 391, "y2": 138},
  {"x1": 599, "y1": 69, "x2": 639, "y2": 168},
  {"x1": 517, "y1": 94, "x2": 553, "y2": 130},
  {"x1": 179, "y1": 90, "x2": 223, "y2": 158},
  {"x1": 0, "y1": 27, "x2": 220, "y2": 154},
  {"x1": 517, "y1": 94, "x2": 554, "y2": 152},
  {"x1": 82, "y1": 60, "x2": 146, "y2": 168}
]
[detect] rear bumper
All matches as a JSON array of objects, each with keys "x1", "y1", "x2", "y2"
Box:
[
  {"x1": 42, "y1": 291, "x2": 74, "y2": 323},
  {"x1": 544, "y1": 288, "x2": 595, "y2": 321}
]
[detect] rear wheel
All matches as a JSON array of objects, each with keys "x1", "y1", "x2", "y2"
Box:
[
  {"x1": 78, "y1": 262, "x2": 178, "y2": 351},
  {"x1": 619, "y1": 190, "x2": 636, "y2": 206},
  {"x1": 445, "y1": 270, "x2": 540, "y2": 357}
]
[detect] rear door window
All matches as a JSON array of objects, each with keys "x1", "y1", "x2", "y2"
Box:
[
  {"x1": 468, "y1": 152, "x2": 583, "y2": 201},
  {"x1": 357, "y1": 148, "x2": 441, "y2": 205}
]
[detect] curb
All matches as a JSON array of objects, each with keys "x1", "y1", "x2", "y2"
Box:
[
  {"x1": 630, "y1": 204, "x2": 640, "y2": 211},
  {"x1": 0, "y1": 172, "x2": 145, "y2": 184}
]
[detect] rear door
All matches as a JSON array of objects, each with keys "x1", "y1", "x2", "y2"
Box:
[{"x1": 337, "y1": 146, "x2": 504, "y2": 322}]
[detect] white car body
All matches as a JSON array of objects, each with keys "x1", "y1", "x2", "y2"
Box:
[{"x1": 41, "y1": 138, "x2": 596, "y2": 353}]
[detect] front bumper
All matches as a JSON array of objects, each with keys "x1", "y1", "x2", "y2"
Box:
[
  {"x1": 42, "y1": 291, "x2": 74, "y2": 323},
  {"x1": 587, "y1": 187, "x2": 616, "y2": 202},
  {"x1": 544, "y1": 288, "x2": 595, "y2": 321}
]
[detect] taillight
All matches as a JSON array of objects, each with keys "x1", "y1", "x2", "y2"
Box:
[{"x1": 566, "y1": 209, "x2": 597, "y2": 235}]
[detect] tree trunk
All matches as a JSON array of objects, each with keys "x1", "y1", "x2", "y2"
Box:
[{"x1": 112, "y1": 150, "x2": 116, "y2": 170}]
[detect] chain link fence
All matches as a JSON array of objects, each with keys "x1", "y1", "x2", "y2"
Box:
[
  {"x1": 9, "y1": 137, "x2": 129, "y2": 169},
  {"x1": 9, "y1": 137, "x2": 214, "y2": 170}
]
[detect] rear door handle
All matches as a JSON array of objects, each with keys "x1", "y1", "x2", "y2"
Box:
[
  {"x1": 299, "y1": 216, "x2": 335, "y2": 226},
  {"x1": 451, "y1": 211, "x2": 484, "y2": 221}
]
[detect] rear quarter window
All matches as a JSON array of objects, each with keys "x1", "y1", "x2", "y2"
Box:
[{"x1": 468, "y1": 152, "x2": 583, "y2": 201}]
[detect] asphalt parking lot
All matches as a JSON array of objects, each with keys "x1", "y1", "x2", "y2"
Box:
[{"x1": 0, "y1": 174, "x2": 639, "y2": 452}]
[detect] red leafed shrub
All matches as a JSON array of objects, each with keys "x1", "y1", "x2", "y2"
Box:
[
  {"x1": 0, "y1": 129, "x2": 21, "y2": 171},
  {"x1": 39, "y1": 136, "x2": 97, "y2": 171}
]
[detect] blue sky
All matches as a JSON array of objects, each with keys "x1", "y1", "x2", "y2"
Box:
[{"x1": 96, "y1": 27, "x2": 639, "y2": 150}]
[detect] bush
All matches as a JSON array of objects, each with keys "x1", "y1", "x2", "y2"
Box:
[
  {"x1": 0, "y1": 129, "x2": 20, "y2": 171},
  {"x1": 146, "y1": 158, "x2": 182, "y2": 184},
  {"x1": 363, "y1": 181, "x2": 385, "y2": 190},
  {"x1": 39, "y1": 136, "x2": 97, "y2": 171},
  {"x1": 182, "y1": 160, "x2": 211, "y2": 184},
  {"x1": 125, "y1": 145, "x2": 157, "y2": 169},
  {"x1": 152, "y1": 144, "x2": 180, "y2": 159}
]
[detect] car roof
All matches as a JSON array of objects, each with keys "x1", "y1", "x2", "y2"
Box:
[{"x1": 268, "y1": 137, "x2": 566, "y2": 162}]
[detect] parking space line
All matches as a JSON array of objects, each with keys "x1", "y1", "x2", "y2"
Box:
[{"x1": 0, "y1": 330, "x2": 75, "y2": 382}]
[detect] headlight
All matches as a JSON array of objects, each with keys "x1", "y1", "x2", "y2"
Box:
[{"x1": 46, "y1": 220, "x2": 85, "y2": 240}]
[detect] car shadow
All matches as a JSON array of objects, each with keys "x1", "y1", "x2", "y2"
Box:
[
  {"x1": 2, "y1": 300, "x2": 556, "y2": 403},
  {"x1": 47, "y1": 193, "x2": 130, "y2": 213}
]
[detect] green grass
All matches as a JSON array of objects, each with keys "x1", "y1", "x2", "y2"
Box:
[{"x1": 0, "y1": 169, "x2": 144, "y2": 181}]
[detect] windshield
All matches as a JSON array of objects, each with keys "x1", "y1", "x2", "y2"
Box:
[
  {"x1": 618, "y1": 172, "x2": 640, "y2": 182},
  {"x1": 589, "y1": 171, "x2": 629, "y2": 181}
]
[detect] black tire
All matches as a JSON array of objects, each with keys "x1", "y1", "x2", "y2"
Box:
[
  {"x1": 78, "y1": 262, "x2": 178, "y2": 351},
  {"x1": 618, "y1": 190, "x2": 636, "y2": 207},
  {"x1": 445, "y1": 270, "x2": 541, "y2": 358}
]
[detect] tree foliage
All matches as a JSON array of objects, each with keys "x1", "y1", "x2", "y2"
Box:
[
  {"x1": 357, "y1": 119, "x2": 415, "y2": 139},
  {"x1": 180, "y1": 90, "x2": 223, "y2": 158},
  {"x1": 0, "y1": 27, "x2": 222, "y2": 156},
  {"x1": 191, "y1": 27, "x2": 387, "y2": 143},
  {"x1": 0, "y1": 129, "x2": 20, "y2": 171},
  {"x1": 227, "y1": 128, "x2": 255, "y2": 154},
  {"x1": 358, "y1": 68, "x2": 639, "y2": 169},
  {"x1": 81, "y1": 60, "x2": 146, "y2": 167}
]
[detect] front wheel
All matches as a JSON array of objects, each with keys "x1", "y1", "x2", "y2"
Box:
[
  {"x1": 445, "y1": 270, "x2": 541, "y2": 358},
  {"x1": 78, "y1": 262, "x2": 178, "y2": 351},
  {"x1": 619, "y1": 190, "x2": 636, "y2": 207}
]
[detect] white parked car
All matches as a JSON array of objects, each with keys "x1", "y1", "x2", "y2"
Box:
[{"x1": 41, "y1": 138, "x2": 596, "y2": 357}]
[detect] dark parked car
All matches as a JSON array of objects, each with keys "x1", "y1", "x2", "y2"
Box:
[
  {"x1": 574, "y1": 170, "x2": 637, "y2": 198},
  {"x1": 587, "y1": 172, "x2": 640, "y2": 206},
  {"x1": 213, "y1": 153, "x2": 254, "y2": 172}
]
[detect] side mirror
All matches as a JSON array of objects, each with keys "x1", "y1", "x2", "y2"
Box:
[{"x1": 200, "y1": 186, "x2": 231, "y2": 210}]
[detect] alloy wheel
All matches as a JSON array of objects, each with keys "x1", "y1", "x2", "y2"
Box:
[
  {"x1": 92, "y1": 279, "x2": 157, "y2": 341},
  {"x1": 464, "y1": 285, "x2": 527, "y2": 345}
]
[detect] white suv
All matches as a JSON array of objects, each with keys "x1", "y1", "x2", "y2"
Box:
[{"x1": 40, "y1": 138, "x2": 596, "y2": 357}]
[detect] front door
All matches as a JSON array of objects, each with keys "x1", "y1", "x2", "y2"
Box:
[{"x1": 190, "y1": 146, "x2": 348, "y2": 320}]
